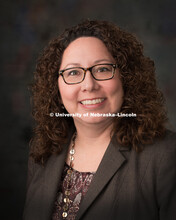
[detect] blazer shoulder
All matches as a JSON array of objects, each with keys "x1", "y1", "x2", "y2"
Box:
[
  {"x1": 163, "y1": 129, "x2": 176, "y2": 141},
  {"x1": 155, "y1": 131, "x2": 176, "y2": 217},
  {"x1": 140, "y1": 130, "x2": 176, "y2": 171},
  {"x1": 151, "y1": 129, "x2": 176, "y2": 152},
  {"x1": 155, "y1": 129, "x2": 176, "y2": 160}
]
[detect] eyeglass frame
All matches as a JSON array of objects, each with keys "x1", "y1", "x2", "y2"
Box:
[{"x1": 58, "y1": 63, "x2": 118, "y2": 85}]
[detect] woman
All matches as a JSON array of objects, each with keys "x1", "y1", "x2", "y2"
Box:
[{"x1": 23, "y1": 20, "x2": 176, "y2": 220}]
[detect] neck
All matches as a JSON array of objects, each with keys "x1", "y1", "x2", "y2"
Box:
[{"x1": 73, "y1": 119, "x2": 114, "y2": 150}]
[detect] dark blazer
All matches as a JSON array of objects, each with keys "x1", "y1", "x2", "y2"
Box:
[{"x1": 23, "y1": 130, "x2": 176, "y2": 220}]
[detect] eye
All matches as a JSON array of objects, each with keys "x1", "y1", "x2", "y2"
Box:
[
  {"x1": 98, "y1": 67, "x2": 108, "y2": 72},
  {"x1": 96, "y1": 66, "x2": 111, "y2": 72},
  {"x1": 66, "y1": 69, "x2": 81, "y2": 77}
]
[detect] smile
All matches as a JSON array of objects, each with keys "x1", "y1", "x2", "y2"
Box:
[{"x1": 80, "y1": 98, "x2": 105, "y2": 105}]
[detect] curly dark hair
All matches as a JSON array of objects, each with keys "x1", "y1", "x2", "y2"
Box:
[{"x1": 29, "y1": 19, "x2": 167, "y2": 165}]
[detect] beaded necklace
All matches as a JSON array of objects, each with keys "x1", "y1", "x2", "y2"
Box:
[{"x1": 62, "y1": 132, "x2": 77, "y2": 218}]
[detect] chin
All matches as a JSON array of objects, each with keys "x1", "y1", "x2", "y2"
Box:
[{"x1": 74, "y1": 115, "x2": 113, "y2": 125}]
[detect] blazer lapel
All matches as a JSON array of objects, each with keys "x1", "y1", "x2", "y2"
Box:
[{"x1": 76, "y1": 136, "x2": 130, "y2": 220}]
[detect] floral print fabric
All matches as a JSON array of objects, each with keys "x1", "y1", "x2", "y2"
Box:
[{"x1": 52, "y1": 163, "x2": 95, "y2": 220}]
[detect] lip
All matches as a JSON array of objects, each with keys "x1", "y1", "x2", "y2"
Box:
[{"x1": 79, "y1": 98, "x2": 106, "y2": 109}]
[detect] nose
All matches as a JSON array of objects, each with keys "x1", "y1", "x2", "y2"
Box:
[{"x1": 81, "y1": 70, "x2": 100, "y2": 92}]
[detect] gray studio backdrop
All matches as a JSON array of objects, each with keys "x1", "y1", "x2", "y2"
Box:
[{"x1": 1, "y1": 0, "x2": 176, "y2": 219}]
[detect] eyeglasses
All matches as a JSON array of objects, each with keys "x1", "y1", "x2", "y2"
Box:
[{"x1": 58, "y1": 63, "x2": 118, "y2": 85}]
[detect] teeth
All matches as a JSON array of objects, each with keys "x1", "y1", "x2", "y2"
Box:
[{"x1": 81, "y1": 98, "x2": 105, "y2": 105}]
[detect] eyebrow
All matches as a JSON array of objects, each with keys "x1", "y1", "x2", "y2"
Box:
[
  {"x1": 63, "y1": 59, "x2": 113, "y2": 69},
  {"x1": 64, "y1": 63, "x2": 80, "y2": 69},
  {"x1": 94, "y1": 59, "x2": 113, "y2": 64}
]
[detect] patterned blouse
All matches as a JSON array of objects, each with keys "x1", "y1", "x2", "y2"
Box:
[{"x1": 52, "y1": 163, "x2": 95, "y2": 220}]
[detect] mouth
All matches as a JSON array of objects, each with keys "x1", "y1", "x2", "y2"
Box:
[{"x1": 80, "y1": 98, "x2": 105, "y2": 105}]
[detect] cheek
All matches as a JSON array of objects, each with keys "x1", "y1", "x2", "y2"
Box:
[
  {"x1": 114, "y1": 82, "x2": 124, "y2": 98},
  {"x1": 106, "y1": 79, "x2": 124, "y2": 110},
  {"x1": 106, "y1": 79, "x2": 124, "y2": 98},
  {"x1": 58, "y1": 79, "x2": 69, "y2": 104},
  {"x1": 58, "y1": 78, "x2": 78, "y2": 104}
]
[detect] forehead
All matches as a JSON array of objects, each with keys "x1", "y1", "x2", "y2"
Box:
[
  {"x1": 64, "y1": 36, "x2": 108, "y2": 52},
  {"x1": 60, "y1": 37, "x2": 114, "y2": 68}
]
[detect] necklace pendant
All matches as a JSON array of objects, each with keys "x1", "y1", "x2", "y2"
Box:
[
  {"x1": 65, "y1": 190, "x2": 70, "y2": 196},
  {"x1": 67, "y1": 169, "x2": 72, "y2": 175},
  {"x1": 70, "y1": 148, "x2": 75, "y2": 155},
  {"x1": 63, "y1": 203, "x2": 69, "y2": 211},
  {"x1": 64, "y1": 197, "x2": 70, "y2": 203},
  {"x1": 62, "y1": 212, "x2": 67, "y2": 218},
  {"x1": 70, "y1": 155, "x2": 74, "y2": 161}
]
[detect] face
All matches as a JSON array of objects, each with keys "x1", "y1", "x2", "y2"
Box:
[{"x1": 58, "y1": 37, "x2": 124, "y2": 126}]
